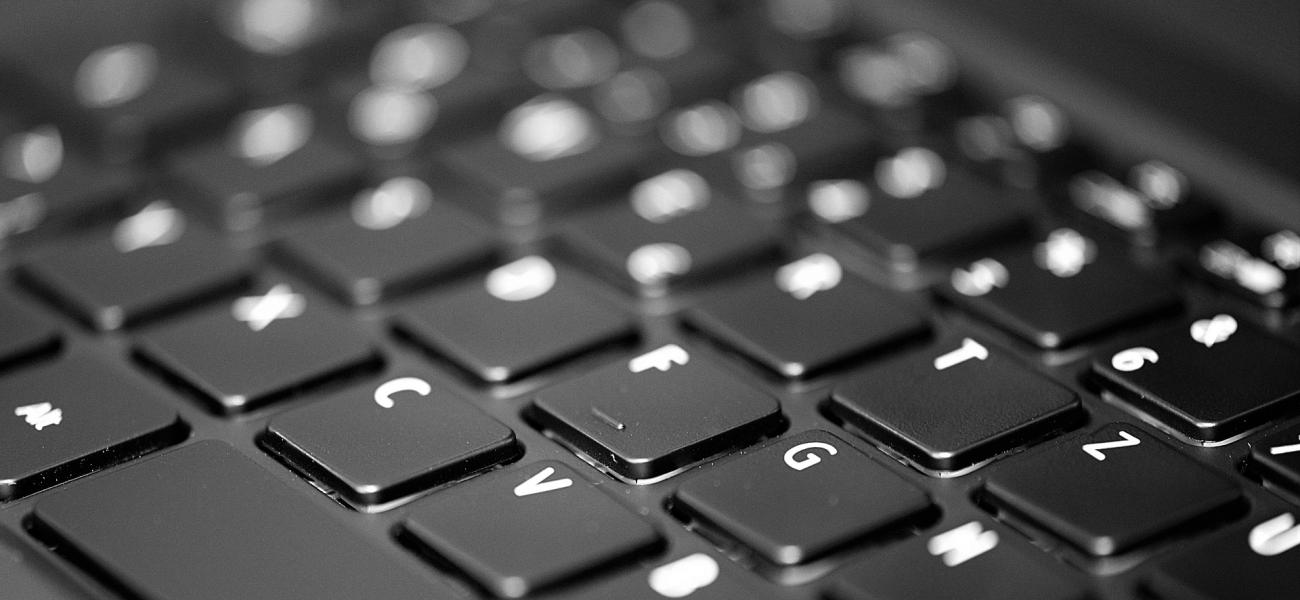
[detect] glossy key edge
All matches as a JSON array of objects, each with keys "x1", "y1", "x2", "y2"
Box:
[
  {"x1": 259, "y1": 425, "x2": 521, "y2": 510},
  {"x1": 526, "y1": 393, "x2": 785, "y2": 484},
  {"x1": 827, "y1": 386, "x2": 1082, "y2": 477},
  {"x1": 0, "y1": 417, "x2": 187, "y2": 502}
]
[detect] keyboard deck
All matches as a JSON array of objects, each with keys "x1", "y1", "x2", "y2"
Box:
[{"x1": 2, "y1": 1, "x2": 1300, "y2": 599}]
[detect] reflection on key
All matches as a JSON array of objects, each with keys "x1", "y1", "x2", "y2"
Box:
[
  {"x1": 370, "y1": 23, "x2": 470, "y2": 90},
  {"x1": 349, "y1": 177, "x2": 432, "y2": 231},
  {"x1": 229, "y1": 104, "x2": 312, "y2": 166},
  {"x1": 348, "y1": 87, "x2": 438, "y2": 148},
  {"x1": 220, "y1": 0, "x2": 331, "y2": 55},
  {"x1": 738, "y1": 71, "x2": 818, "y2": 133},
  {"x1": 1, "y1": 126, "x2": 63, "y2": 184},
  {"x1": 74, "y1": 43, "x2": 158, "y2": 108},
  {"x1": 523, "y1": 29, "x2": 620, "y2": 89},
  {"x1": 660, "y1": 101, "x2": 742, "y2": 156},
  {"x1": 621, "y1": 0, "x2": 696, "y2": 60},
  {"x1": 500, "y1": 95, "x2": 600, "y2": 161},
  {"x1": 112, "y1": 200, "x2": 185, "y2": 253}
]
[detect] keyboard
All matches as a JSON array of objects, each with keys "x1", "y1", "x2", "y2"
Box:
[{"x1": 2, "y1": 1, "x2": 1299, "y2": 599}]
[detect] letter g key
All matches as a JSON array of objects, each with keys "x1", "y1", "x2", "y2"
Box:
[{"x1": 784, "y1": 442, "x2": 838, "y2": 471}]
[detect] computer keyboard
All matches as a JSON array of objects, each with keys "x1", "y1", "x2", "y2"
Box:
[{"x1": 2, "y1": 1, "x2": 1300, "y2": 599}]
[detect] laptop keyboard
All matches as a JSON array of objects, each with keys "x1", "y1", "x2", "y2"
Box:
[{"x1": 2, "y1": 1, "x2": 1300, "y2": 599}]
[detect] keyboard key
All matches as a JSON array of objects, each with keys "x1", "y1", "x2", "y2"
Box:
[
  {"x1": 136, "y1": 282, "x2": 378, "y2": 413},
  {"x1": 829, "y1": 519, "x2": 1087, "y2": 600},
  {"x1": 813, "y1": 156, "x2": 1029, "y2": 268},
  {"x1": 534, "y1": 551, "x2": 761, "y2": 600},
  {"x1": 1147, "y1": 510, "x2": 1300, "y2": 600},
  {"x1": 343, "y1": 27, "x2": 534, "y2": 148},
  {"x1": 984, "y1": 424, "x2": 1241, "y2": 556},
  {"x1": 0, "y1": 289, "x2": 60, "y2": 369},
  {"x1": 674, "y1": 430, "x2": 930, "y2": 565},
  {"x1": 0, "y1": 1, "x2": 238, "y2": 160},
  {"x1": 1251, "y1": 424, "x2": 1300, "y2": 497},
  {"x1": 594, "y1": 48, "x2": 751, "y2": 130},
  {"x1": 1093, "y1": 314, "x2": 1300, "y2": 442},
  {"x1": 167, "y1": 103, "x2": 365, "y2": 231},
  {"x1": 688, "y1": 253, "x2": 928, "y2": 377},
  {"x1": 530, "y1": 343, "x2": 783, "y2": 481},
  {"x1": 562, "y1": 169, "x2": 779, "y2": 292},
  {"x1": 940, "y1": 227, "x2": 1180, "y2": 348},
  {"x1": 0, "y1": 122, "x2": 135, "y2": 245},
  {"x1": 1064, "y1": 164, "x2": 1215, "y2": 245},
  {"x1": 19, "y1": 201, "x2": 251, "y2": 330},
  {"x1": 396, "y1": 256, "x2": 634, "y2": 383},
  {"x1": 264, "y1": 371, "x2": 518, "y2": 507},
  {"x1": 31, "y1": 441, "x2": 460, "y2": 600},
  {"x1": 1192, "y1": 226, "x2": 1300, "y2": 308},
  {"x1": 402, "y1": 460, "x2": 661, "y2": 598},
  {"x1": 0, "y1": 353, "x2": 184, "y2": 501},
  {"x1": 277, "y1": 176, "x2": 496, "y2": 305},
  {"x1": 830, "y1": 337, "x2": 1080, "y2": 474},
  {"x1": 439, "y1": 95, "x2": 645, "y2": 223},
  {"x1": 727, "y1": 102, "x2": 877, "y2": 199}
]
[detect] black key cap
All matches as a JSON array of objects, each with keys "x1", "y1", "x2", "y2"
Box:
[
  {"x1": 530, "y1": 343, "x2": 783, "y2": 481},
  {"x1": 1251, "y1": 424, "x2": 1300, "y2": 497},
  {"x1": 343, "y1": 23, "x2": 534, "y2": 151},
  {"x1": 0, "y1": 2, "x2": 237, "y2": 160},
  {"x1": 440, "y1": 95, "x2": 644, "y2": 223},
  {"x1": 1148, "y1": 510, "x2": 1300, "y2": 600},
  {"x1": 1193, "y1": 226, "x2": 1300, "y2": 308},
  {"x1": 1093, "y1": 314, "x2": 1300, "y2": 442},
  {"x1": 31, "y1": 441, "x2": 459, "y2": 600},
  {"x1": 168, "y1": 103, "x2": 365, "y2": 231},
  {"x1": 0, "y1": 123, "x2": 134, "y2": 244},
  {"x1": 1065, "y1": 165, "x2": 1215, "y2": 245},
  {"x1": 563, "y1": 169, "x2": 778, "y2": 292},
  {"x1": 136, "y1": 282, "x2": 377, "y2": 413},
  {"x1": 728, "y1": 101, "x2": 877, "y2": 199},
  {"x1": 830, "y1": 337, "x2": 1080, "y2": 474},
  {"x1": 674, "y1": 430, "x2": 930, "y2": 565},
  {"x1": 595, "y1": 48, "x2": 751, "y2": 130},
  {"x1": 397, "y1": 256, "x2": 633, "y2": 383},
  {"x1": 534, "y1": 551, "x2": 760, "y2": 600},
  {"x1": 277, "y1": 176, "x2": 496, "y2": 305},
  {"x1": 812, "y1": 154, "x2": 1028, "y2": 268},
  {"x1": 688, "y1": 253, "x2": 928, "y2": 377},
  {"x1": 0, "y1": 289, "x2": 59, "y2": 368},
  {"x1": 19, "y1": 201, "x2": 250, "y2": 330},
  {"x1": 264, "y1": 371, "x2": 518, "y2": 507},
  {"x1": 984, "y1": 424, "x2": 1241, "y2": 556},
  {"x1": 403, "y1": 460, "x2": 661, "y2": 598},
  {"x1": 830, "y1": 519, "x2": 1087, "y2": 600},
  {"x1": 940, "y1": 227, "x2": 1180, "y2": 348},
  {"x1": 0, "y1": 353, "x2": 184, "y2": 501}
]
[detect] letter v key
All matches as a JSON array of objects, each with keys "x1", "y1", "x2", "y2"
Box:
[
  {"x1": 513, "y1": 466, "x2": 573, "y2": 497},
  {"x1": 1082, "y1": 430, "x2": 1140, "y2": 461}
]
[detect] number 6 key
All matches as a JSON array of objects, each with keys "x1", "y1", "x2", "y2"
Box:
[{"x1": 1093, "y1": 314, "x2": 1300, "y2": 443}]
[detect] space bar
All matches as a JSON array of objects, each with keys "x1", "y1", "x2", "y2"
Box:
[{"x1": 31, "y1": 442, "x2": 457, "y2": 600}]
